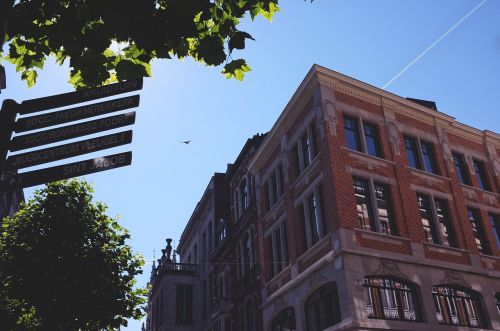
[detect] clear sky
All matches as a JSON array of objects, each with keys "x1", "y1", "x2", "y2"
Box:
[{"x1": 2, "y1": 1, "x2": 499, "y2": 329}]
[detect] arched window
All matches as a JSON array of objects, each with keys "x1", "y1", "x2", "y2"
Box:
[
  {"x1": 432, "y1": 285, "x2": 486, "y2": 328},
  {"x1": 305, "y1": 282, "x2": 341, "y2": 331},
  {"x1": 271, "y1": 307, "x2": 296, "y2": 331},
  {"x1": 363, "y1": 276, "x2": 420, "y2": 321},
  {"x1": 496, "y1": 292, "x2": 500, "y2": 314}
]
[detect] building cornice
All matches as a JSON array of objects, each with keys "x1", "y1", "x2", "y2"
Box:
[{"x1": 249, "y1": 65, "x2": 500, "y2": 174}]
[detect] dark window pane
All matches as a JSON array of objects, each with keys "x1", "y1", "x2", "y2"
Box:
[
  {"x1": 421, "y1": 142, "x2": 438, "y2": 174},
  {"x1": 473, "y1": 160, "x2": 490, "y2": 191},
  {"x1": 468, "y1": 208, "x2": 490, "y2": 255},
  {"x1": 176, "y1": 285, "x2": 193, "y2": 325},
  {"x1": 364, "y1": 123, "x2": 383, "y2": 158},
  {"x1": 489, "y1": 214, "x2": 500, "y2": 250},
  {"x1": 305, "y1": 283, "x2": 341, "y2": 331},
  {"x1": 405, "y1": 136, "x2": 421, "y2": 169},
  {"x1": 354, "y1": 178, "x2": 375, "y2": 231},
  {"x1": 418, "y1": 194, "x2": 439, "y2": 244},
  {"x1": 344, "y1": 115, "x2": 362, "y2": 151},
  {"x1": 434, "y1": 199, "x2": 456, "y2": 247},
  {"x1": 271, "y1": 307, "x2": 296, "y2": 331},
  {"x1": 453, "y1": 153, "x2": 470, "y2": 185},
  {"x1": 308, "y1": 194, "x2": 320, "y2": 245}
]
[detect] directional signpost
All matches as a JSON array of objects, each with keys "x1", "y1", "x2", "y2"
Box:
[{"x1": 0, "y1": 78, "x2": 142, "y2": 191}]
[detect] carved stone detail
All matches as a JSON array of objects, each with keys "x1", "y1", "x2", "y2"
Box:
[
  {"x1": 438, "y1": 270, "x2": 469, "y2": 288},
  {"x1": 309, "y1": 270, "x2": 328, "y2": 287},
  {"x1": 323, "y1": 100, "x2": 338, "y2": 137},
  {"x1": 436, "y1": 127, "x2": 454, "y2": 173},
  {"x1": 373, "y1": 259, "x2": 407, "y2": 278},
  {"x1": 386, "y1": 121, "x2": 401, "y2": 156},
  {"x1": 272, "y1": 297, "x2": 289, "y2": 315}
]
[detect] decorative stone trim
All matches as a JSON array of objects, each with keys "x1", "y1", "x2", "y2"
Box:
[
  {"x1": 438, "y1": 270, "x2": 470, "y2": 288},
  {"x1": 383, "y1": 99, "x2": 434, "y2": 126}
]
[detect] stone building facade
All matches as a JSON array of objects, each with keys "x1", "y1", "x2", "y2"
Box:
[{"x1": 147, "y1": 65, "x2": 500, "y2": 331}]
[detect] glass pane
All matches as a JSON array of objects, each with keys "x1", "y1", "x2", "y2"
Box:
[
  {"x1": 453, "y1": 153, "x2": 470, "y2": 185},
  {"x1": 473, "y1": 160, "x2": 490, "y2": 191},
  {"x1": 344, "y1": 116, "x2": 362, "y2": 151},
  {"x1": 364, "y1": 123, "x2": 383, "y2": 158},
  {"x1": 354, "y1": 178, "x2": 374, "y2": 231},
  {"x1": 405, "y1": 136, "x2": 421, "y2": 169},
  {"x1": 489, "y1": 214, "x2": 500, "y2": 250},
  {"x1": 418, "y1": 194, "x2": 439, "y2": 243},
  {"x1": 421, "y1": 142, "x2": 438, "y2": 174},
  {"x1": 468, "y1": 208, "x2": 490, "y2": 254},
  {"x1": 435, "y1": 199, "x2": 456, "y2": 247},
  {"x1": 375, "y1": 183, "x2": 396, "y2": 235}
]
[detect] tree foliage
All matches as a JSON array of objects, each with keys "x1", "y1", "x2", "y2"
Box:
[
  {"x1": 0, "y1": 180, "x2": 146, "y2": 330},
  {"x1": 1, "y1": 0, "x2": 280, "y2": 88}
]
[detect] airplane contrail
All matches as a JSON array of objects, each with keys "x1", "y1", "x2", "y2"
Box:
[{"x1": 383, "y1": 0, "x2": 488, "y2": 89}]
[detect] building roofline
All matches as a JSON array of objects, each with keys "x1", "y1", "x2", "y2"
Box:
[{"x1": 249, "y1": 64, "x2": 499, "y2": 172}]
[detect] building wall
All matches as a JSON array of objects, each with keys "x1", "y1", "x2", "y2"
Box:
[{"x1": 250, "y1": 65, "x2": 500, "y2": 330}]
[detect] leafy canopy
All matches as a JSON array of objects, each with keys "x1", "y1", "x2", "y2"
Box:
[
  {"x1": 0, "y1": 179, "x2": 146, "y2": 330},
  {"x1": 1, "y1": 0, "x2": 280, "y2": 88}
]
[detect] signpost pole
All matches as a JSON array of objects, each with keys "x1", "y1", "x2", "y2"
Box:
[{"x1": 0, "y1": 99, "x2": 18, "y2": 182}]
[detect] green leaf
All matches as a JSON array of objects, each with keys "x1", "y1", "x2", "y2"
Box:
[
  {"x1": 229, "y1": 31, "x2": 255, "y2": 52},
  {"x1": 222, "y1": 59, "x2": 251, "y2": 81}
]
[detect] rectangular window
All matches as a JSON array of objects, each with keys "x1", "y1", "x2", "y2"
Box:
[
  {"x1": 405, "y1": 136, "x2": 439, "y2": 174},
  {"x1": 420, "y1": 141, "x2": 438, "y2": 174},
  {"x1": 467, "y1": 208, "x2": 490, "y2": 254},
  {"x1": 364, "y1": 123, "x2": 383, "y2": 158},
  {"x1": 300, "y1": 185, "x2": 325, "y2": 250},
  {"x1": 434, "y1": 199, "x2": 456, "y2": 247},
  {"x1": 354, "y1": 178, "x2": 375, "y2": 231},
  {"x1": 266, "y1": 164, "x2": 283, "y2": 210},
  {"x1": 176, "y1": 284, "x2": 193, "y2": 325},
  {"x1": 354, "y1": 177, "x2": 397, "y2": 235},
  {"x1": 405, "y1": 136, "x2": 421, "y2": 169},
  {"x1": 374, "y1": 183, "x2": 396, "y2": 235},
  {"x1": 295, "y1": 122, "x2": 317, "y2": 174},
  {"x1": 473, "y1": 159, "x2": 491, "y2": 191},
  {"x1": 453, "y1": 153, "x2": 470, "y2": 185},
  {"x1": 489, "y1": 213, "x2": 500, "y2": 250},
  {"x1": 344, "y1": 115, "x2": 362, "y2": 152},
  {"x1": 344, "y1": 115, "x2": 383, "y2": 158},
  {"x1": 270, "y1": 222, "x2": 289, "y2": 277},
  {"x1": 417, "y1": 194, "x2": 456, "y2": 247}
]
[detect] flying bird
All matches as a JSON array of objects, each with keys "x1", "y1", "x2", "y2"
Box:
[{"x1": 180, "y1": 140, "x2": 191, "y2": 144}]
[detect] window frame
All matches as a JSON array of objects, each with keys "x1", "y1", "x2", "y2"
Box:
[
  {"x1": 489, "y1": 213, "x2": 500, "y2": 251},
  {"x1": 404, "y1": 135, "x2": 440, "y2": 174},
  {"x1": 353, "y1": 177, "x2": 398, "y2": 235},
  {"x1": 264, "y1": 164, "x2": 284, "y2": 211},
  {"x1": 305, "y1": 282, "x2": 342, "y2": 331},
  {"x1": 363, "y1": 275, "x2": 421, "y2": 322},
  {"x1": 432, "y1": 285, "x2": 486, "y2": 328},
  {"x1": 299, "y1": 185, "x2": 325, "y2": 250},
  {"x1": 452, "y1": 152, "x2": 471, "y2": 185},
  {"x1": 271, "y1": 307, "x2": 296, "y2": 331},
  {"x1": 175, "y1": 284, "x2": 194, "y2": 325},
  {"x1": 417, "y1": 193, "x2": 456, "y2": 247},
  {"x1": 295, "y1": 121, "x2": 317, "y2": 173},
  {"x1": 343, "y1": 114, "x2": 383, "y2": 158},
  {"x1": 472, "y1": 159, "x2": 491, "y2": 191},
  {"x1": 267, "y1": 220, "x2": 289, "y2": 277},
  {"x1": 467, "y1": 207, "x2": 491, "y2": 255}
]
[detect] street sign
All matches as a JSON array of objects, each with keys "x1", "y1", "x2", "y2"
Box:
[
  {"x1": 19, "y1": 78, "x2": 143, "y2": 114},
  {"x1": 6, "y1": 131, "x2": 133, "y2": 170},
  {"x1": 0, "y1": 151, "x2": 132, "y2": 190},
  {"x1": 10, "y1": 112, "x2": 136, "y2": 152},
  {"x1": 15, "y1": 95, "x2": 140, "y2": 133}
]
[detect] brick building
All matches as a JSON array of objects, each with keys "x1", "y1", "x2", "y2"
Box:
[{"x1": 147, "y1": 65, "x2": 500, "y2": 331}]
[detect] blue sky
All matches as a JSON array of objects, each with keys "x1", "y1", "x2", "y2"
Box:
[{"x1": 2, "y1": 1, "x2": 499, "y2": 329}]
